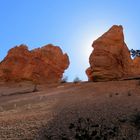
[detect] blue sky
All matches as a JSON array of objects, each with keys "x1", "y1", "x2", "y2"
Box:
[{"x1": 0, "y1": 0, "x2": 140, "y2": 81}]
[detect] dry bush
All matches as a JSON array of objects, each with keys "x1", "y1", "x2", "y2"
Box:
[
  {"x1": 61, "y1": 76, "x2": 68, "y2": 83},
  {"x1": 32, "y1": 84, "x2": 38, "y2": 92},
  {"x1": 73, "y1": 77, "x2": 81, "y2": 83},
  {"x1": 127, "y1": 91, "x2": 131, "y2": 96}
]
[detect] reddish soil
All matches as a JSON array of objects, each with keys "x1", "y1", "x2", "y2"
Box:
[{"x1": 0, "y1": 80, "x2": 140, "y2": 139}]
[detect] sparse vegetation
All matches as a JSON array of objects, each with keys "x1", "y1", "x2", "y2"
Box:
[
  {"x1": 109, "y1": 94, "x2": 112, "y2": 97},
  {"x1": 73, "y1": 77, "x2": 81, "y2": 83},
  {"x1": 43, "y1": 118, "x2": 120, "y2": 140},
  {"x1": 130, "y1": 49, "x2": 140, "y2": 58},
  {"x1": 127, "y1": 91, "x2": 131, "y2": 96},
  {"x1": 44, "y1": 111, "x2": 140, "y2": 140},
  {"x1": 68, "y1": 118, "x2": 119, "y2": 140},
  {"x1": 129, "y1": 111, "x2": 140, "y2": 130},
  {"x1": 18, "y1": 84, "x2": 22, "y2": 87},
  {"x1": 61, "y1": 76, "x2": 68, "y2": 83},
  {"x1": 137, "y1": 80, "x2": 140, "y2": 86},
  {"x1": 32, "y1": 84, "x2": 38, "y2": 92},
  {"x1": 93, "y1": 75, "x2": 103, "y2": 82}
]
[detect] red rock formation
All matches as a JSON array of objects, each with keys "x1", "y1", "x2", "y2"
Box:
[
  {"x1": 85, "y1": 67, "x2": 93, "y2": 81},
  {"x1": 133, "y1": 57, "x2": 140, "y2": 76},
  {"x1": 86, "y1": 25, "x2": 134, "y2": 81},
  {"x1": 0, "y1": 44, "x2": 69, "y2": 83}
]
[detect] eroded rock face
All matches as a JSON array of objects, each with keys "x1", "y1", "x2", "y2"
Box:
[
  {"x1": 133, "y1": 57, "x2": 140, "y2": 76},
  {"x1": 86, "y1": 25, "x2": 134, "y2": 81},
  {"x1": 0, "y1": 44, "x2": 69, "y2": 83}
]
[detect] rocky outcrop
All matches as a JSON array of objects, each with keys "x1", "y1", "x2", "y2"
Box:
[
  {"x1": 132, "y1": 57, "x2": 140, "y2": 76},
  {"x1": 86, "y1": 25, "x2": 134, "y2": 81},
  {"x1": 0, "y1": 44, "x2": 69, "y2": 83}
]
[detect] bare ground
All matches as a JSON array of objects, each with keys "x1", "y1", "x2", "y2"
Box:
[{"x1": 0, "y1": 80, "x2": 140, "y2": 139}]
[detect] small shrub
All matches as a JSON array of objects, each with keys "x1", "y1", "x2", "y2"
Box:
[
  {"x1": 67, "y1": 117, "x2": 119, "y2": 140},
  {"x1": 73, "y1": 77, "x2": 81, "y2": 83},
  {"x1": 118, "y1": 117, "x2": 127, "y2": 123},
  {"x1": 137, "y1": 80, "x2": 140, "y2": 86},
  {"x1": 61, "y1": 76, "x2": 68, "y2": 83},
  {"x1": 127, "y1": 91, "x2": 131, "y2": 96},
  {"x1": 109, "y1": 94, "x2": 112, "y2": 97},
  {"x1": 129, "y1": 111, "x2": 140, "y2": 130},
  {"x1": 93, "y1": 75, "x2": 102, "y2": 82},
  {"x1": 18, "y1": 84, "x2": 22, "y2": 87},
  {"x1": 134, "y1": 108, "x2": 138, "y2": 112},
  {"x1": 115, "y1": 93, "x2": 119, "y2": 96},
  {"x1": 32, "y1": 84, "x2": 38, "y2": 92},
  {"x1": 42, "y1": 115, "x2": 140, "y2": 140},
  {"x1": 130, "y1": 49, "x2": 140, "y2": 58}
]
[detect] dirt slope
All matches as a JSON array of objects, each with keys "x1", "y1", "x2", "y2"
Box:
[{"x1": 0, "y1": 80, "x2": 140, "y2": 139}]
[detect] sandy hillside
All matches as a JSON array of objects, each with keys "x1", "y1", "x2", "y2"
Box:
[{"x1": 0, "y1": 80, "x2": 140, "y2": 140}]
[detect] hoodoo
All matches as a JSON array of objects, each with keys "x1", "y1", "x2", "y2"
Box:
[
  {"x1": 0, "y1": 44, "x2": 69, "y2": 83},
  {"x1": 86, "y1": 25, "x2": 135, "y2": 81}
]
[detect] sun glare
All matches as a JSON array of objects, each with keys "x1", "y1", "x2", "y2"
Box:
[{"x1": 80, "y1": 29, "x2": 105, "y2": 59}]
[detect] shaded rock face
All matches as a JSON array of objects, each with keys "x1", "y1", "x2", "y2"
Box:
[
  {"x1": 0, "y1": 44, "x2": 69, "y2": 83},
  {"x1": 86, "y1": 25, "x2": 134, "y2": 81},
  {"x1": 133, "y1": 57, "x2": 140, "y2": 75}
]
